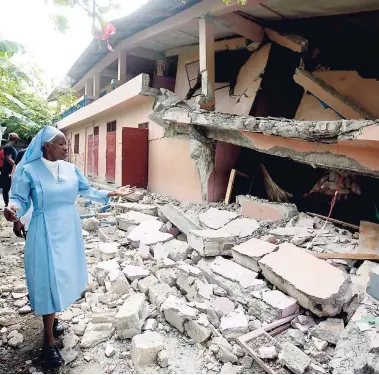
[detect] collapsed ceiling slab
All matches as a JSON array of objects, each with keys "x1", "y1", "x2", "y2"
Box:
[{"x1": 149, "y1": 88, "x2": 377, "y2": 143}]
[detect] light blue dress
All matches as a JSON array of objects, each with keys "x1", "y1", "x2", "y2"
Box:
[{"x1": 10, "y1": 159, "x2": 109, "y2": 315}]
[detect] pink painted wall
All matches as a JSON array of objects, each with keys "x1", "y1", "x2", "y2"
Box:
[
  {"x1": 148, "y1": 136, "x2": 203, "y2": 202},
  {"x1": 208, "y1": 141, "x2": 242, "y2": 202},
  {"x1": 295, "y1": 71, "x2": 379, "y2": 120}
]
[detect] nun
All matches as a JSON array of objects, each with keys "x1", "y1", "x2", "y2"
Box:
[{"x1": 4, "y1": 126, "x2": 135, "y2": 369}]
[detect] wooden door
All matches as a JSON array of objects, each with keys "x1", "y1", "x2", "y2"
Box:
[
  {"x1": 106, "y1": 131, "x2": 116, "y2": 183},
  {"x1": 122, "y1": 127, "x2": 148, "y2": 188},
  {"x1": 87, "y1": 134, "x2": 93, "y2": 176},
  {"x1": 93, "y1": 126, "x2": 99, "y2": 177}
]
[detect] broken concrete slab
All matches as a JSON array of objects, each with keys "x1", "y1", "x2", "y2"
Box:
[
  {"x1": 122, "y1": 265, "x2": 150, "y2": 281},
  {"x1": 116, "y1": 211, "x2": 158, "y2": 231},
  {"x1": 259, "y1": 346, "x2": 278, "y2": 359},
  {"x1": 161, "y1": 295, "x2": 197, "y2": 332},
  {"x1": 148, "y1": 283, "x2": 172, "y2": 309},
  {"x1": 232, "y1": 238, "x2": 277, "y2": 272},
  {"x1": 210, "y1": 256, "x2": 259, "y2": 290},
  {"x1": 220, "y1": 311, "x2": 249, "y2": 340},
  {"x1": 188, "y1": 229, "x2": 236, "y2": 257},
  {"x1": 238, "y1": 196, "x2": 297, "y2": 221},
  {"x1": 184, "y1": 316, "x2": 212, "y2": 343},
  {"x1": 222, "y1": 218, "x2": 259, "y2": 238},
  {"x1": 367, "y1": 265, "x2": 379, "y2": 301},
  {"x1": 155, "y1": 267, "x2": 178, "y2": 287},
  {"x1": 211, "y1": 336, "x2": 238, "y2": 363},
  {"x1": 261, "y1": 290, "x2": 299, "y2": 318},
  {"x1": 311, "y1": 318, "x2": 344, "y2": 345},
  {"x1": 211, "y1": 297, "x2": 235, "y2": 317},
  {"x1": 330, "y1": 298, "x2": 379, "y2": 373},
  {"x1": 258, "y1": 242, "x2": 351, "y2": 317},
  {"x1": 312, "y1": 337, "x2": 328, "y2": 351},
  {"x1": 248, "y1": 297, "x2": 283, "y2": 323},
  {"x1": 115, "y1": 293, "x2": 149, "y2": 339},
  {"x1": 162, "y1": 239, "x2": 190, "y2": 261},
  {"x1": 131, "y1": 332, "x2": 164, "y2": 369},
  {"x1": 80, "y1": 323, "x2": 113, "y2": 348},
  {"x1": 159, "y1": 203, "x2": 202, "y2": 236},
  {"x1": 269, "y1": 227, "x2": 311, "y2": 238},
  {"x1": 104, "y1": 269, "x2": 130, "y2": 296},
  {"x1": 113, "y1": 202, "x2": 158, "y2": 216},
  {"x1": 199, "y1": 208, "x2": 238, "y2": 230},
  {"x1": 94, "y1": 242, "x2": 119, "y2": 261},
  {"x1": 291, "y1": 315, "x2": 316, "y2": 333},
  {"x1": 279, "y1": 342, "x2": 311, "y2": 373},
  {"x1": 138, "y1": 275, "x2": 159, "y2": 294},
  {"x1": 127, "y1": 220, "x2": 173, "y2": 247}
]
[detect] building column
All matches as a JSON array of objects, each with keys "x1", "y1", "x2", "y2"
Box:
[
  {"x1": 84, "y1": 77, "x2": 93, "y2": 97},
  {"x1": 93, "y1": 72, "x2": 101, "y2": 99},
  {"x1": 198, "y1": 14, "x2": 215, "y2": 111},
  {"x1": 118, "y1": 50, "x2": 127, "y2": 85}
]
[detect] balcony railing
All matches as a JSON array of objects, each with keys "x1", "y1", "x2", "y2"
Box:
[{"x1": 55, "y1": 96, "x2": 95, "y2": 122}]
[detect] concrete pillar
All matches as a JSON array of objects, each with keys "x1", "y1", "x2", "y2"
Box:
[
  {"x1": 118, "y1": 50, "x2": 127, "y2": 85},
  {"x1": 93, "y1": 72, "x2": 101, "y2": 99},
  {"x1": 84, "y1": 77, "x2": 93, "y2": 97},
  {"x1": 199, "y1": 14, "x2": 215, "y2": 111}
]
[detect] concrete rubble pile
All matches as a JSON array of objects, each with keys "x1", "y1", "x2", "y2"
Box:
[{"x1": 0, "y1": 190, "x2": 378, "y2": 374}]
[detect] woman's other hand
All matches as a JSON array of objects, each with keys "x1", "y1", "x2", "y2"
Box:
[
  {"x1": 13, "y1": 220, "x2": 26, "y2": 238},
  {"x1": 4, "y1": 205, "x2": 19, "y2": 222}
]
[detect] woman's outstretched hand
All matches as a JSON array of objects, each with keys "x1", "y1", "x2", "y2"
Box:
[
  {"x1": 4, "y1": 205, "x2": 19, "y2": 222},
  {"x1": 108, "y1": 186, "x2": 136, "y2": 197}
]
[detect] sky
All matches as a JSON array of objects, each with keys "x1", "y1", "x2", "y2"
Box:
[{"x1": 0, "y1": 0, "x2": 147, "y2": 89}]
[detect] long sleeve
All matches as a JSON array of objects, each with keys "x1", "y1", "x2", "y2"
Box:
[
  {"x1": 9, "y1": 166, "x2": 32, "y2": 218},
  {"x1": 75, "y1": 166, "x2": 110, "y2": 204}
]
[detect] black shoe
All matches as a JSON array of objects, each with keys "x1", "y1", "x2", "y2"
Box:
[
  {"x1": 39, "y1": 345, "x2": 65, "y2": 370},
  {"x1": 53, "y1": 319, "x2": 64, "y2": 338}
]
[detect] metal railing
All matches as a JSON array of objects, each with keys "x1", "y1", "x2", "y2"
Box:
[{"x1": 54, "y1": 96, "x2": 95, "y2": 122}]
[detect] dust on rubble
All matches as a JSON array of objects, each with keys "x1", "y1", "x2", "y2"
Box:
[{"x1": 0, "y1": 190, "x2": 377, "y2": 374}]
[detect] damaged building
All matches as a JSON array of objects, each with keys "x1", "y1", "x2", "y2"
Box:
[{"x1": 51, "y1": 0, "x2": 379, "y2": 227}]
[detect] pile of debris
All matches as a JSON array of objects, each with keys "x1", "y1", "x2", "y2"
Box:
[{"x1": 1, "y1": 190, "x2": 379, "y2": 374}]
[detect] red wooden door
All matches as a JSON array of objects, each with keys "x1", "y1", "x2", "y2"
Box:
[
  {"x1": 106, "y1": 131, "x2": 116, "y2": 183},
  {"x1": 87, "y1": 135, "x2": 93, "y2": 176},
  {"x1": 93, "y1": 134, "x2": 99, "y2": 177},
  {"x1": 122, "y1": 127, "x2": 148, "y2": 188}
]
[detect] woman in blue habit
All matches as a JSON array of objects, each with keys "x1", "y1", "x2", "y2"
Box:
[{"x1": 4, "y1": 126, "x2": 135, "y2": 369}]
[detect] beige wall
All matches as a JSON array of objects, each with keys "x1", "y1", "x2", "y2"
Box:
[
  {"x1": 295, "y1": 71, "x2": 379, "y2": 120},
  {"x1": 175, "y1": 44, "x2": 271, "y2": 116}
]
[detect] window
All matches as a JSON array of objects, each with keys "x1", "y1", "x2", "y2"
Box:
[
  {"x1": 94, "y1": 126, "x2": 99, "y2": 136},
  {"x1": 138, "y1": 122, "x2": 148, "y2": 129},
  {"x1": 107, "y1": 121, "x2": 116, "y2": 132},
  {"x1": 74, "y1": 133, "x2": 80, "y2": 154}
]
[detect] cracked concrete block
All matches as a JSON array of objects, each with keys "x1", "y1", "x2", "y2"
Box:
[
  {"x1": 259, "y1": 346, "x2": 278, "y2": 359},
  {"x1": 232, "y1": 238, "x2": 278, "y2": 272},
  {"x1": 131, "y1": 332, "x2": 164, "y2": 369},
  {"x1": 153, "y1": 242, "x2": 169, "y2": 260},
  {"x1": 80, "y1": 323, "x2": 113, "y2": 348},
  {"x1": 211, "y1": 297, "x2": 235, "y2": 317},
  {"x1": 155, "y1": 267, "x2": 178, "y2": 287},
  {"x1": 258, "y1": 242, "x2": 351, "y2": 317},
  {"x1": 188, "y1": 229, "x2": 236, "y2": 257},
  {"x1": 94, "y1": 242, "x2": 119, "y2": 261},
  {"x1": 222, "y1": 218, "x2": 259, "y2": 238},
  {"x1": 210, "y1": 256, "x2": 259, "y2": 290},
  {"x1": 367, "y1": 265, "x2": 379, "y2": 301},
  {"x1": 248, "y1": 298, "x2": 282, "y2": 323},
  {"x1": 127, "y1": 220, "x2": 173, "y2": 247},
  {"x1": 104, "y1": 269, "x2": 130, "y2": 296},
  {"x1": 123, "y1": 265, "x2": 150, "y2": 281},
  {"x1": 312, "y1": 337, "x2": 328, "y2": 351},
  {"x1": 184, "y1": 316, "x2": 211, "y2": 343},
  {"x1": 261, "y1": 290, "x2": 299, "y2": 318},
  {"x1": 114, "y1": 202, "x2": 158, "y2": 216},
  {"x1": 159, "y1": 203, "x2": 202, "y2": 236},
  {"x1": 279, "y1": 342, "x2": 311, "y2": 373},
  {"x1": 161, "y1": 295, "x2": 197, "y2": 332},
  {"x1": 220, "y1": 311, "x2": 249, "y2": 340},
  {"x1": 117, "y1": 211, "x2": 158, "y2": 232},
  {"x1": 269, "y1": 227, "x2": 310, "y2": 238},
  {"x1": 163, "y1": 239, "x2": 190, "y2": 261},
  {"x1": 311, "y1": 318, "x2": 344, "y2": 345},
  {"x1": 148, "y1": 283, "x2": 172, "y2": 309},
  {"x1": 138, "y1": 275, "x2": 159, "y2": 294},
  {"x1": 199, "y1": 208, "x2": 238, "y2": 230},
  {"x1": 115, "y1": 293, "x2": 149, "y2": 339},
  {"x1": 238, "y1": 196, "x2": 297, "y2": 221},
  {"x1": 212, "y1": 336, "x2": 238, "y2": 363}
]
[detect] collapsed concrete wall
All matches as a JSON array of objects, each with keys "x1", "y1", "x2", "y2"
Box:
[{"x1": 147, "y1": 88, "x2": 379, "y2": 180}]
